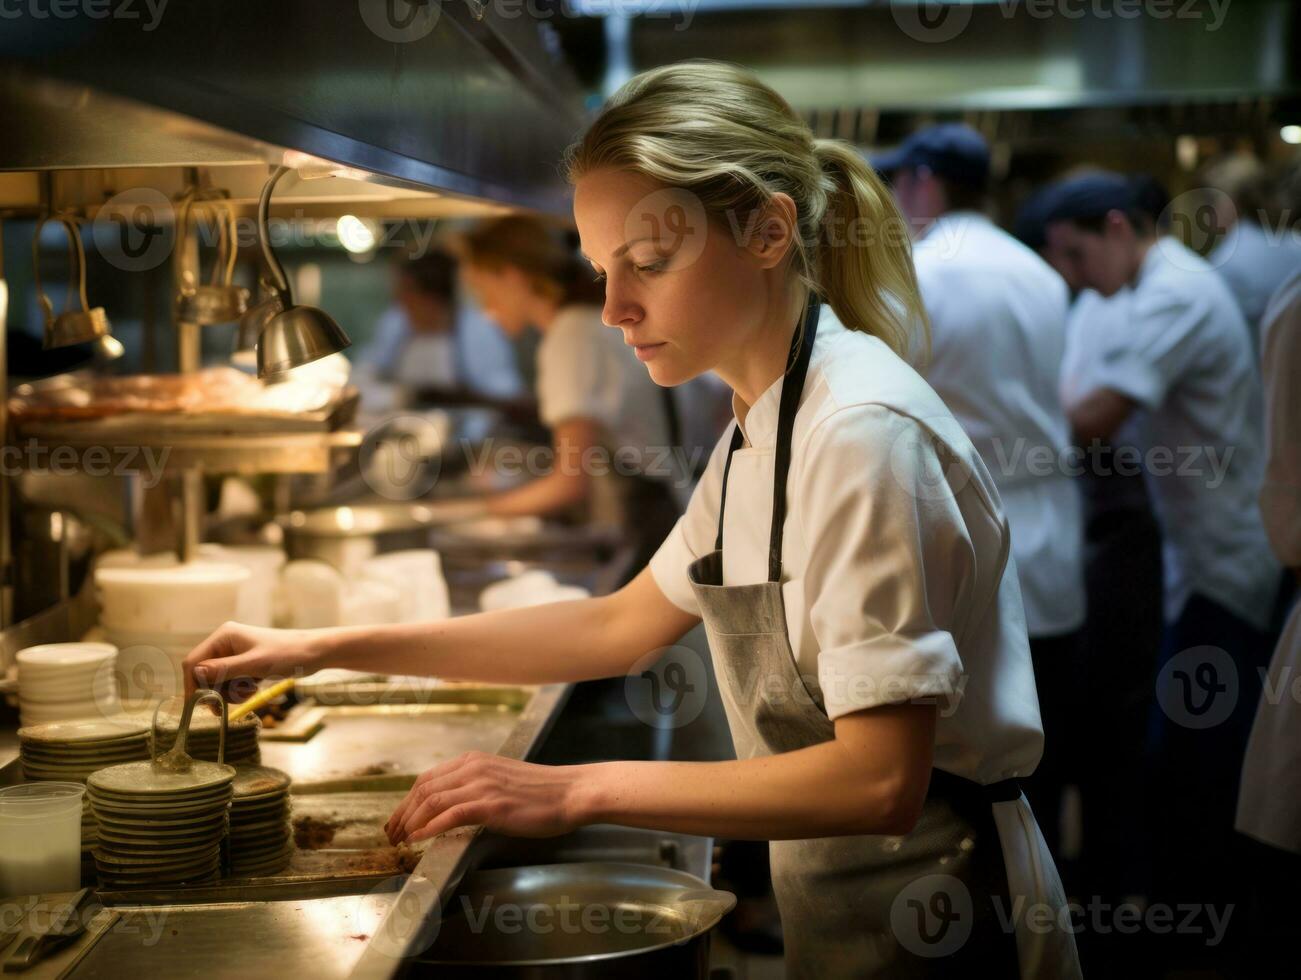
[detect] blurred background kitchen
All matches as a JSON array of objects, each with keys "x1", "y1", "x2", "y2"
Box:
[{"x1": 0, "y1": 2, "x2": 1298, "y2": 978}]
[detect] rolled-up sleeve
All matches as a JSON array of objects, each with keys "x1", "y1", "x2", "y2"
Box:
[
  {"x1": 648, "y1": 422, "x2": 734, "y2": 616},
  {"x1": 1261, "y1": 276, "x2": 1301, "y2": 566},
  {"x1": 796, "y1": 406, "x2": 973, "y2": 720}
]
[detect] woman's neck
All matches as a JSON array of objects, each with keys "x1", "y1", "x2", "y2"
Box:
[{"x1": 714, "y1": 282, "x2": 809, "y2": 429}]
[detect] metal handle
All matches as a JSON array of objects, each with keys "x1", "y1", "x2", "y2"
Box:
[
  {"x1": 30, "y1": 214, "x2": 92, "y2": 324},
  {"x1": 151, "y1": 688, "x2": 228, "y2": 769},
  {"x1": 258, "y1": 165, "x2": 293, "y2": 304}
]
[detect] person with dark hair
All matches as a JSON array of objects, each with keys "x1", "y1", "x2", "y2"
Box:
[
  {"x1": 879, "y1": 126, "x2": 1086, "y2": 878},
  {"x1": 1045, "y1": 170, "x2": 1283, "y2": 962}
]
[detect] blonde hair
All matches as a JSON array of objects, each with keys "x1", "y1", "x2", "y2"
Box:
[{"x1": 564, "y1": 60, "x2": 928, "y2": 360}]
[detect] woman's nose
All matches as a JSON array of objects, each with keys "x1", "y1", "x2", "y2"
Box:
[{"x1": 602, "y1": 283, "x2": 641, "y2": 328}]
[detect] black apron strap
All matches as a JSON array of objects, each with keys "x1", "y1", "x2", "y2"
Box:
[{"x1": 713, "y1": 291, "x2": 822, "y2": 578}]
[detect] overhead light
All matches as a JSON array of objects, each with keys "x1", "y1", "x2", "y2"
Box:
[
  {"x1": 336, "y1": 215, "x2": 377, "y2": 254},
  {"x1": 33, "y1": 216, "x2": 113, "y2": 349},
  {"x1": 250, "y1": 166, "x2": 351, "y2": 380},
  {"x1": 1281, "y1": 125, "x2": 1301, "y2": 145}
]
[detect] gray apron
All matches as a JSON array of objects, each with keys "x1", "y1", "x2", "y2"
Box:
[{"x1": 687, "y1": 293, "x2": 1058, "y2": 978}]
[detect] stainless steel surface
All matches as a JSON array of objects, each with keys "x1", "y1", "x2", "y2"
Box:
[
  {"x1": 0, "y1": 0, "x2": 584, "y2": 214},
  {"x1": 471, "y1": 825, "x2": 715, "y2": 887},
  {"x1": 417, "y1": 861, "x2": 733, "y2": 973},
  {"x1": 259, "y1": 702, "x2": 523, "y2": 790},
  {"x1": 629, "y1": 0, "x2": 1299, "y2": 111},
  {"x1": 64, "y1": 891, "x2": 401, "y2": 980}
]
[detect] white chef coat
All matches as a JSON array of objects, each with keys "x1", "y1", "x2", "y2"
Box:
[
  {"x1": 914, "y1": 212, "x2": 1084, "y2": 638},
  {"x1": 1209, "y1": 220, "x2": 1301, "y2": 350},
  {"x1": 535, "y1": 304, "x2": 676, "y2": 486},
  {"x1": 1085, "y1": 237, "x2": 1279, "y2": 629},
  {"x1": 1237, "y1": 268, "x2": 1301, "y2": 854},
  {"x1": 651, "y1": 305, "x2": 1045, "y2": 786}
]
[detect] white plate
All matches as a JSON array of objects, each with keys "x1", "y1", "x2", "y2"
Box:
[{"x1": 16, "y1": 643, "x2": 116, "y2": 671}]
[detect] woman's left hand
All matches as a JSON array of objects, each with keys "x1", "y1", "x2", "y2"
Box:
[{"x1": 385, "y1": 751, "x2": 587, "y2": 844}]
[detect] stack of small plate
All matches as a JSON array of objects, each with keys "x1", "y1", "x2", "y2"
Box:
[
  {"x1": 16, "y1": 643, "x2": 119, "y2": 727},
  {"x1": 228, "y1": 764, "x2": 293, "y2": 877},
  {"x1": 17, "y1": 715, "x2": 154, "y2": 873},
  {"x1": 152, "y1": 697, "x2": 261, "y2": 764},
  {"x1": 87, "y1": 759, "x2": 235, "y2": 888}
]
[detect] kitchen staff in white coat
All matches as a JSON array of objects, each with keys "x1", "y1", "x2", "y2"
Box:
[
  {"x1": 185, "y1": 62, "x2": 1080, "y2": 978},
  {"x1": 1044, "y1": 171, "x2": 1282, "y2": 950},
  {"x1": 878, "y1": 125, "x2": 1085, "y2": 868}
]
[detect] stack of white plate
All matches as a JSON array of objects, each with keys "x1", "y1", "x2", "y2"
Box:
[
  {"x1": 228, "y1": 765, "x2": 293, "y2": 877},
  {"x1": 17, "y1": 715, "x2": 154, "y2": 875},
  {"x1": 16, "y1": 643, "x2": 119, "y2": 727},
  {"x1": 87, "y1": 759, "x2": 235, "y2": 889}
]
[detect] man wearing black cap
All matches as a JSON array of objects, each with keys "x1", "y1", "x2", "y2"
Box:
[
  {"x1": 1044, "y1": 171, "x2": 1282, "y2": 959},
  {"x1": 877, "y1": 125, "x2": 1086, "y2": 879}
]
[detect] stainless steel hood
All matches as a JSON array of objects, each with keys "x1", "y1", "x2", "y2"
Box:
[{"x1": 0, "y1": 0, "x2": 587, "y2": 216}]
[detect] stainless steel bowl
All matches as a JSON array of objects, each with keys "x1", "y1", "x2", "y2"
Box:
[{"x1": 417, "y1": 860, "x2": 735, "y2": 978}]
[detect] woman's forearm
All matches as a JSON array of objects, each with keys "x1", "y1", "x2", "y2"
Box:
[
  {"x1": 574, "y1": 743, "x2": 918, "y2": 840},
  {"x1": 318, "y1": 569, "x2": 697, "y2": 686}
]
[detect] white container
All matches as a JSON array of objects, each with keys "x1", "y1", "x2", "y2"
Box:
[
  {"x1": 361, "y1": 550, "x2": 450, "y2": 623},
  {"x1": 96, "y1": 561, "x2": 250, "y2": 633},
  {"x1": 340, "y1": 580, "x2": 402, "y2": 627},
  {"x1": 113, "y1": 643, "x2": 188, "y2": 708},
  {"x1": 198, "y1": 544, "x2": 286, "y2": 627},
  {"x1": 280, "y1": 560, "x2": 344, "y2": 629},
  {"x1": 0, "y1": 783, "x2": 85, "y2": 896}
]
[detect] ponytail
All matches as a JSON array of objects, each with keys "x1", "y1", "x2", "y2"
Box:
[{"x1": 814, "y1": 139, "x2": 929, "y2": 362}]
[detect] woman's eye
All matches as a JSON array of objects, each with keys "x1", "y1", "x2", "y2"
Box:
[{"x1": 635, "y1": 260, "x2": 667, "y2": 275}]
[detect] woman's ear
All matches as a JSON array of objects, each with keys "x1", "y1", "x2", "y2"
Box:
[{"x1": 745, "y1": 192, "x2": 799, "y2": 270}]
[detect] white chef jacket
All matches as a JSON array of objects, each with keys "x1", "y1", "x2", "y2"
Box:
[
  {"x1": 1209, "y1": 220, "x2": 1301, "y2": 350},
  {"x1": 651, "y1": 305, "x2": 1045, "y2": 786},
  {"x1": 914, "y1": 212, "x2": 1084, "y2": 638},
  {"x1": 535, "y1": 304, "x2": 676, "y2": 486},
  {"x1": 1086, "y1": 237, "x2": 1279, "y2": 629},
  {"x1": 1237, "y1": 269, "x2": 1301, "y2": 854}
]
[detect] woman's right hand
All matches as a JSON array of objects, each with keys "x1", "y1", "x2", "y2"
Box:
[{"x1": 182, "y1": 622, "x2": 329, "y2": 701}]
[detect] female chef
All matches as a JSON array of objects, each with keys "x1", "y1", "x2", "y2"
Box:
[{"x1": 185, "y1": 61, "x2": 1079, "y2": 978}]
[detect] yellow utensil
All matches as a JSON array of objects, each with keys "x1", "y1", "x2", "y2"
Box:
[{"x1": 228, "y1": 677, "x2": 295, "y2": 722}]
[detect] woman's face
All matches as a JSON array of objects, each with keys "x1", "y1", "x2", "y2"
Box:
[
  {"x1": 460, "y1": 262, "x2": 533, "y2": 338},
  {"x1": 573, "y1": 168, "x2": 779, "y2": 387}
]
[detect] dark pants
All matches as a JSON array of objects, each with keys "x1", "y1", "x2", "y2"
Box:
[
  {"x1": 1024, "y1": 630, "x2": 1085, "y2": 884},
  {"x1": 1146, "y1": 591, "x2": 1278, "y2": 967}
]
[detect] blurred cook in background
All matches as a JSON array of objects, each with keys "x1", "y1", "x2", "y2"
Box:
[
  {"x1": 357, "y1": 249, "x2": 524, "y2": 402},
  {"x1": 1201, "y1": 152, "x2": 1301, "y2": 351},
  {"x1": 877, "y1": 125, "x2": 1085, "y2": 876},
  {"x1": 1044, "y1": 171, "x2": 1284, "y2": 961},
  {"x1": 453, "y1": 214, "x2": 710, "y2": 573}
]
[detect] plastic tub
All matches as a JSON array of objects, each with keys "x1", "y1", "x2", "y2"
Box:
[
  {"x1": 0, "y1": 783, "x2": 86, "y2": 896},
  {"x1": 96, "y1": 561, "x2": 250, "y2": 633}
]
